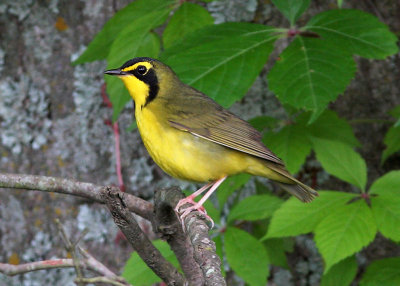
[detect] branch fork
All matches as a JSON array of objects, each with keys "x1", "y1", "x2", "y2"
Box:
[{"x1": 0, "y1": 173, "x2": 226, "y2": 285}]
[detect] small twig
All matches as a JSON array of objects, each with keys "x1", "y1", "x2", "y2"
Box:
[
  {"x1": 75, "y1": 228, "x2": 90, "y2": 246},
  {"x1": 78, "y1": 247, "x2": 116, "y2": 278},
  {"x1": 75, "y1": 276, "x2": 128, "y2": 286},
  {"x1": 0, "y1": 173, "x2": 153, "y2": 220},
  {"x1": 55, "y1": 219, "x2": 84, "y2": 286},
  {"x1": 0, "y1": 252, "x2": 130, "y2": 286},
  {"x1": 101, "y1": 186, "x2": 187, "y2": 286},
  {"x1": 0, "y1": 259, "x2": 75, "y2": 276}
]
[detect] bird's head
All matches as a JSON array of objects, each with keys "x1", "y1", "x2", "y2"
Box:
[{"x1": 104, "y1": 57, "x2": 176, "y2": 108}]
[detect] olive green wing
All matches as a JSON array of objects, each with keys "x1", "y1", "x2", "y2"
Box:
[{"x1": 165, "y1": 87, "x2": 284, "y2": 165}]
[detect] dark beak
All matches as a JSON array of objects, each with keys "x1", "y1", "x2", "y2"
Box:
[{"x1": 104, "y1": 68, "x2": 128, "y2": 76}]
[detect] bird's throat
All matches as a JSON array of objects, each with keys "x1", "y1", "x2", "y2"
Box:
[{"x1": 121, "y1": 76, "x2": 150, "y2": 109}]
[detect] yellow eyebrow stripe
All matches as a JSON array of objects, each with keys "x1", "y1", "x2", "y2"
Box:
[{"x1": 122, "y1": 62, "x2": 153, "y2": 72}]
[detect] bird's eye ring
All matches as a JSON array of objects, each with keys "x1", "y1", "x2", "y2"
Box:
[{"x1": 137, "y1": 65, "x2": 147, "y2": 75}]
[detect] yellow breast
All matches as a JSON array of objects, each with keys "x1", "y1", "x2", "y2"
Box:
[{"x1": 135, "y1": 105, "x2": 250, "y2": 182}]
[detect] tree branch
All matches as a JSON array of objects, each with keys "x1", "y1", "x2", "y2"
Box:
[
  {"x1": 0, "y1": 173, "x2": 153, "y2": 220},
  {"x1": 0, "y1": 173, "x2": 226, "y2": 284},
  {"x1": 153, "y1": 186, "x2": 225, "y2": 286},
  {"x1": 75, "y1": 276, "x2": 128, "y2": 286},
  {"x1": 101, "y1": 186, "x2": 187, "y2": 286},
  {"x1": 0, "y1": 257, "x2": 130, "y2": 285},
  {"x1": 55, "y1": 219, "x2": 86, "y2": 286},
  {"x1": 184, "y1": 211, "x2": 226, "y2": 286},
  {"x1": 153, "y1": 187, "x2": 205, "y2": 286},
  {"x1": 0, "y1": 240, "x2": 130, "y2": 285}
]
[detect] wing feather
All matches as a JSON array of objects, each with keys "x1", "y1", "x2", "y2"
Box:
[{"x1": 164, "y1": 85, "x2": 283, "y2": 165}]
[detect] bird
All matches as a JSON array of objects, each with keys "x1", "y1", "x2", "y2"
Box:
[{"x1": 104, "y1": 57, "x2": 318, "y2": 227}]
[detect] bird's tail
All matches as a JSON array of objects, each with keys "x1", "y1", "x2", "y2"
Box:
[
  {"x1": 270, "y1": 164, "x2": 318, "y2": 202},
  {"x1": 276, "y1": 181, "x2": 317, "y2": 203},
  {"x1": 254, "y1": 161, "x2": 318, "y2": 203}
]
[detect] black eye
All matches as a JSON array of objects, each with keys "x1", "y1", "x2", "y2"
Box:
[{"x1": 137, "y1": 65, "x2": 147, "y2": 75}]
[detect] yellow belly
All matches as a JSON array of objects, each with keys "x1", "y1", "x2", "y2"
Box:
[{"x1": 136, "y1": 107, "x2": 250, "y2": 182}]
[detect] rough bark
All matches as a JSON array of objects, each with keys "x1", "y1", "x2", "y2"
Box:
[{"x1": 101, "y1": 186, "x2": 187, "y2": 286}]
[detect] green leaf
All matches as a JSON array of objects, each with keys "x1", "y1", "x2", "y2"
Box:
[
  {"x1": 371, "y1": 193, "x2": 400, "y2": 242},
  {"x1": 265, "y1": 191, "x2": 356, "y2": 239},
  {"x1": 337, "y1": 0, "x2": 344, "y2": 8},
  {"x1": 228, "y1": 194, "x2": 283, "y2": 223},
  {"x1": 126, "y1": 121, "x2": 137, "y2": 132},
  {"x1": 315, "y1": 200, "x2": 377, "y2": 274},
  {"x1": 360, "y1": 257, "x2": 400, "y2": 286},
  {"x1": 268, "y1": 37, "x2": 356, "y2": 121},
  {"x1": 162, "y1": 22, "x2": 278, "y2": 107},
  {"x1": 163, "y1": 2, "x2": 214, "y2": 49},
  {"x1": 106, "y1": 10, "x2": 167, "y2": 121},
  {"x1": 263, "y1": 123, "x2": 312, "y2": 174},
  {"x1": 105, "y1": 76, "x2": 129, "y2": 122},
  {"x1": 248, "y1": 116, "x2": 278, "y2": 132},
  {"x1": 389, "y1": 105, "x2": 400, "y2": 118},
  {"x1": 107, "y1": 11, "x2": 167, "y2": 68},
  {"x1": 74, "y1": 0, "x2": 175, "y2": 64},
  {"x1": 312, "y1": 137, "x2": 367, "y2": 191},
  {"x1": 271, "y1": 0, "x2": 310, "y2": 25},
  {"x1": 122, "y1": 240, "x2": 179, "y2": 285},
  {"x1": 298, "y1": 110, "x2": 360, "y2": 147},
  {"x1": 263, "y1": 238, "x2": 293, "y2": 268},
  {"x1": 389, "y1": 105, "x2": 400, "y2": 127},
  {"x1": 369, "y1": 170, "x2": 400, "y2": 195},
  {"x1": 370, "y1": 171, "x2": 400, "y2": 242},
  {"x1": 217, "y1": 173, "x2": 251, "y2": 208},
  {"x1": 321, "y1": 255, "x2": 357, "y2": 286},
  {"x1": 212, "y1": 235, "x2": 226, "y2": 276},
  {"x1": 261, "y1": 110, "x2": 360, "y2": 173},
  {"x1": 305, "y1": 9, "x2": 399, "y2": 59},
  {"x1": 382, "y1": 125, "x2": 400, "y2": 163},
  {"x1": 382, "y1": 109, "x2": 400, "y2": 161},
  {"x1": 225, "y1": 227, "x2": 269, "y2": 286}
]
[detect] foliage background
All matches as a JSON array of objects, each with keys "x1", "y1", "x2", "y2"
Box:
[{"x1": 0, "y1": 0, "x2": 399, "y2": 285}]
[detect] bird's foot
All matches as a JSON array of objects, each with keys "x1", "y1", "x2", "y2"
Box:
[
  {"x1": 174, "y1": 195, "x2": 200, "y2": 213},
  {"x1": 175, "y1": 197, "x2": 214, "y2": 230}
]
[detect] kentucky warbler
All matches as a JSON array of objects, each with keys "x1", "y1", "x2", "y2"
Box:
[{"x1": 104, "y1": 57, "x2": 318, "y2": 225}]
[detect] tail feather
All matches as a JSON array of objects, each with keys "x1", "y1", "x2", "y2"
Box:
[
  {"x1": 265, "y1": 163, "x2": 319, "y2": 203},
  {"x1": 276, "y1": 182, "x2": 318, "y2": 203}
]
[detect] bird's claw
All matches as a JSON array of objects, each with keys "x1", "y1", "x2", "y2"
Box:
[{"x1": 175, "y1": 198, "x2": 214, "y2": 230}]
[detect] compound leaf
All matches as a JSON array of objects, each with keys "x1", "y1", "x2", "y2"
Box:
[
  {"x1": 163, "y1": 22, "x2": 278, "y2": 107},
  {"x1": 265, "y1": 191, "x2": 356, "y2": 239}
]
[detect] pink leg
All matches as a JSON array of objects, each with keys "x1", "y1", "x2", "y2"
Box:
[
  {"x1": 174, "y1": 181, "x2": 213, "y2": 213},
  {"x1": 177, "y1": 176, "x2": 227, "y2": 229}
]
